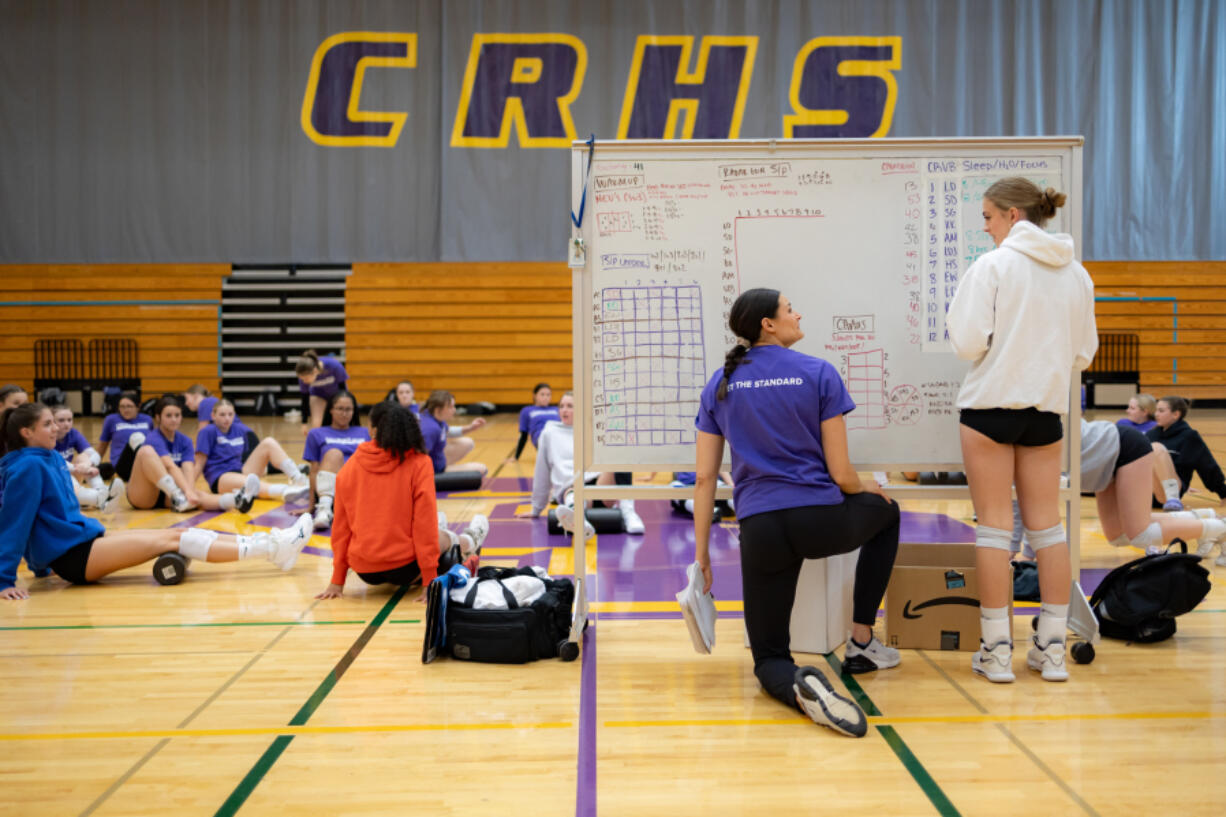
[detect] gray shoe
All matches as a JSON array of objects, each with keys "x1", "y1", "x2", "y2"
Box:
[{"x1": 793, "y1": 666, "x2": 867, "y2": 737}]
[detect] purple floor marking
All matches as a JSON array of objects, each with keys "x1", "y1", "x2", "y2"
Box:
[
  {"x1": 303, "y1": 545, "x2": 332, "y2": 559},
  {"x1": 575, "y1": 621, "x2": 596, "y2": 817},
  {"x1": 1078, "y1": 567, "x2": 1111, "y2": 596},
  {"x1": 170, "y1": 509, "x2": 223, "y2": 529},
  {"x1": 248, "y1": 505, "x2": 306, "y2": 529}
]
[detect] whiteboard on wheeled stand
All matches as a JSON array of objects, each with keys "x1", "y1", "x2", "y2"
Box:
[{"x1": 571, "y1": 137, "x2": 1083, "y2": 471}]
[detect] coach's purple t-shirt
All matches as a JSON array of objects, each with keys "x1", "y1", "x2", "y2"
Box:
[
  {"x1": 518, "y1": 405, "x2": 560, "y2": 447},
  {"x1": 99, "y1": 413, "x2": 154, "y2": 466},
  {"x1": 147, "y1": 428, "x2": 194, "y2": 466},
  {"x1": 696, "y1": 344, "x2": 855, "y2": 519},
  {"x1": 298, "y1": 356, "x2": 348, "y2": 400},
  {"x1": 196, "y1": 423, "x2": 248, "y2": 485},
  {"x1": 55, "y1": 428, "x2": 91, "y2": 461},
  {"x1": 303, "y1": 425, "x2": 370, "y2": 463},
  {"x1": 418, "y1": 413, "x2": 448, "y2": 473}
]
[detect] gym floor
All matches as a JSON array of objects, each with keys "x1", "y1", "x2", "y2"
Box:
[{"x1": 2, "y1": 410, "x2": 1224, "y2": 816}]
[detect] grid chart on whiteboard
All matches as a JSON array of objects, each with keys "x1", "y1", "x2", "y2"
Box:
[
  {"x1": 846, "y1": 349, "x2": 887, "y2": 430},
  {"x1": 597, "y1": 285, "x2": 706, "y2": 446}
]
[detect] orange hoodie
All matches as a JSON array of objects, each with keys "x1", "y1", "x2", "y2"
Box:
[{"x1": 330, "y1": 440, "x2": 440, "y2": 587}]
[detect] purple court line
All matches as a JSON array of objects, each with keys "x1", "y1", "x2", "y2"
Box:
[
  {"x1": 576, "y1": 621, "x2": 597, "y2": 817},
  {"x1": 303, "y1": 545, "x2": 333, "y2": 559},
  {"x1": 170, "y1": 509, "x2": 222, "y2": 529}
]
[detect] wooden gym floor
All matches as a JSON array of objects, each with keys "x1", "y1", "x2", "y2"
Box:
[{"x1": 2, "y1": 410, "x2": 1225, "y2": 816}]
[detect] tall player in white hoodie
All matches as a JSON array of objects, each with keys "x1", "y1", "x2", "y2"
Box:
[{"x1": 947, "y1": 177, "x2": 1098, "y2": 684}]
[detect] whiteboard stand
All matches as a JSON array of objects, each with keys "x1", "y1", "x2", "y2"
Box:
[{"x1": 569, "y1": 138, "x2": 1088, "y2": 653}]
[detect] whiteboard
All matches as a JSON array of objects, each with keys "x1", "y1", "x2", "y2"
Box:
[{"x1": 570, "y1": 137, "x2": 1084, "y2": 471}]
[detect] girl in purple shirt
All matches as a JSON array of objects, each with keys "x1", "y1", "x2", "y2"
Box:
[
  {"x1": 693, "y1": 288, "x2": 901, "y2": 738},
  {"x1": 194, "y1": 399, "x2": 309, "y2": 509},
  {"x1": 510, "y1": 382, "x2": 561, "y2": 461},
  {"x1": 304, "y1": 391, "x2": 370, "y2": 530},
  {"x1": 51, "y1": 405, "x2": 119, "y2": 511},
  {"x1": 126, "y1": 397, "x2": 257, "y2": 513},
  {"x1": 295, "y1": 350, "x2": 348, "y2": 433},
  {"x1": 96, "y1": 392, "x2": 154, "y2": 471},
  {"x1": 420, "y1": 390, "x2": 487, "y2": 476}
]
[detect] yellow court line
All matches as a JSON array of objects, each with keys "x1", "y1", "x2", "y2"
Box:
[
  {"x1": 604, "y1": 710, "x2": 1226, "y2": 728},
  {"x1": 0, "y1": 721, "x2": 573, "y2": 742},
  {"x1": 591, "y1": 600, "x2": 743, "y2": 612}
]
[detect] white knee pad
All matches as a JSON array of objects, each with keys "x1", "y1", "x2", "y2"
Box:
[
  {"x1": 85, "y1": 447, "x2": 101, "y2": 467},
  {"x1": 1108, "y1": 534, "x2": 1130, "y2": 548},
  {"x1": 1129, "y1": 522, "x2": 1162, "y2": 550},
  {"x1": 315, "y1": 470, "x2": 337, "y2": 498},
  {"x1": 1025, "y1": 524, "x2": 1066, "y2": 551},
  {"x1": 975, "y1": 525, "x2": 1014, "y2": 551},
  {"x1": 178, "y1": 527, "x2": 219, "y2": 560}
]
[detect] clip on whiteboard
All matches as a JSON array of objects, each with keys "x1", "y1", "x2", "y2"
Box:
[{"x1": 568, "y1": 236, "x2": 586, "y2": 268}]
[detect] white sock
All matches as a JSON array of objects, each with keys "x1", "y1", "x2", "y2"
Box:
[
  {"x1": 74, "y1": 484, "x2": 100, "y2": 506},
  {"x1": 156, "y1": 475, "x2": 178, "y2": 495},
  {"x1": 1201, "y1": 518, "x2": 1226, "y2": 541},
  {"x1": 218, "y1": 492, "x2": 237, "y2": 510},
  {"x1": 458, "y1": 533, "x2": 476, "y2": 557},
  {"x1": 267, "y1": 484, "x2": 288, "y2": 498},
  {"x1": 1037, "y1": 602, "x2": 1069, "y2": 646},
  {"x1": 88, "y1": 474, "x2": 106, "y2": 491},
  {"x1": 1162, "y1": 478, "x2": 1181, "y2": 501},
  {"x1": 980, "y1": 605, "x2": 1011, "y2": 647},
  {"x1": 235, "y1": 533, "x2": 270, "y2": 559},
  {"x1": 279, "y1": 457, "x2": 299, "y2": 477}
]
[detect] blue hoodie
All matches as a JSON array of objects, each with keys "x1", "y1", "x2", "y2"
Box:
[{"x1": 0, "y1": 446, "x2": 105, "y2": 589}]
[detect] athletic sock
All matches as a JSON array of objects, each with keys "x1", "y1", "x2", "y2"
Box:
[
  {"x1": 850, "y1": 635, "x2": 871, "y2": 649},
  {"x1": 1201, "y1": 518, "x2": 1226, "y2": 541},
  {"x1": 1037, "y1": 603, "x2": 1069, "y2": 646},
  {"x1": 278, "y1": 457, "x2": 299, "y2": 477},
  {"x1": 218, "y1": 492, "x2": 237, "y2": 510},
  {"x1": 156, "y1": 475, "x2": 178, "y2": 495},
  {"x1": 1162, "y1": 478, "x2": 1181, "y2": 502},
  {"x1": 235, "y1": 533, "x2": 270, "y2": 559},
  {"x1": 267, "y1": 484, "x2": 288, "y2": 498},
  {"x1": 87, "y1": 474, "x2": 106, "y2": 491},
  {"x1": 74, "y1": 484, "x2": 100, "y2": 506},
  {"x1": 980, "y1": 605, "x2": 1011, "y2": 647}
]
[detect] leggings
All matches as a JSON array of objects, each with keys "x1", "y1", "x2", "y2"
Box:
[{"x1": 738, "y1": 493, "x2": 900, "y2": 710}]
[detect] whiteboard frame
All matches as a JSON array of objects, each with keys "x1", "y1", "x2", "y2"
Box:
[{"x1": 569, "y1": 136, "x2": 1088, "y2": 612}]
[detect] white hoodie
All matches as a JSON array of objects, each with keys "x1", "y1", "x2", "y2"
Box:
[
  {"x1": 947, "y1": 220, "x2": 1097, "y2": 414},
  {"x1": 531, "y1": 421, "x2": 598, "y2": 514}
]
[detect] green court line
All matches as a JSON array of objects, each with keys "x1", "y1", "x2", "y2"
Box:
[
  {"x1": 824, "y1": 654, "x2": 962, "y2": 817},
  {"x1": 215, "y1": 586, "x2": 407, "y2": 816},
  {"x1": 387, "y1": 619, "x2": 423, "y2": 624},
  {"x1": 0, "y1": 620, "x2": 366, "y2": 631}
]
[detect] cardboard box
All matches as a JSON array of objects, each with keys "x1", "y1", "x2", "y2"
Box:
[
  {"x1": 885, "y1": 542, "x2": 1010, "y2": 652},
  {"x1": 744, "y1": 548, "x2": 859, "y2": 655}
]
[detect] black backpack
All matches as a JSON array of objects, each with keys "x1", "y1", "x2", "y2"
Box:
[{"x1": 1089, "y1": 540, "x2": 1211, "y2": 643}]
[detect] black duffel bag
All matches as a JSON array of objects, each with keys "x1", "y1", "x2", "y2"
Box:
[{"x1": 444, "y1": 566, "x2": 577, "y2": 663}]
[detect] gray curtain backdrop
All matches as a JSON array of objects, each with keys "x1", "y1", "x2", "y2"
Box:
[{"x1": 1, "y1": 0, "x2": 1222, "y2": 263}]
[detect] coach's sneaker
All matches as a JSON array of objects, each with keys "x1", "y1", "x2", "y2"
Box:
[
  {"x1": 101, "y1": 478, "x2": 125, "y2": 513},
  {"x1": 235, "y1": 473, "x2": 260, "y2": 514},
  {"x1": 620, "y1": 499, "x2": 645, "y2": 534},
  {"x1": 1027, "y1": 637, "x2": 1070, "y2": 682},
  {"x1": 556, "y1": 504, "x2": 595, "y2": 540},
  {"x1": 972, "y1": 641, "x2": 1015, "y2": 683},
  {"x1": 269, "y1": 513, "x2": 313, "y2": 571},
  {"x1": 843, "y1": 634, "x2": 901, "y2": 674},
  {"x1": 793, "y1": 666, "x2": 867, "y2": 737},
  {"x1": 461, "y1": 514, "x2": 489, "y2": 555},
  {"x1": 282, "y1": 482, "x2": 311, "y2": 505}
]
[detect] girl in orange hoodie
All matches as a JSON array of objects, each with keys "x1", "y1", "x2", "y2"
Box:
[{"x1": 315, "y1": 402, "x2": 440, "y2": 599}]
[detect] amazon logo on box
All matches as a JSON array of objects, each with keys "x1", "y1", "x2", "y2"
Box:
[{"x1": 884, "y1": 543, "x2": 1012, "y2": 652}]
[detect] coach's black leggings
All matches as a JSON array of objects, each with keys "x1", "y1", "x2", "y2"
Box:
[{"x1": 738, "y1": 493, "x2": 900, "y2": 710}]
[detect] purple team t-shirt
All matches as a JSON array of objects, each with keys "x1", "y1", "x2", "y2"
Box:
[
  {"x1": 695, "y1": 345, "x2": 855, "y2": 519},
  {"x1": 303, "y1": 425, "x2": 370, "y2": 463},
  {"x1": 147, "y1": 428, "x2": 194, "y2": 466},
  {"x1": 99, "y1": 413, "x2": 154, "y2": 466},
  {"x1": 197, "y1": 396, "x2": 218, "y2": 423},
  {"x1": 418, "y1": 413, "x2": 448, "y2": 473},
  {"x1": 196, "y1": 423, "x2": 248, "y2": 485},
  {"x1": 55, "y1": 428, "x2": 91, "y2": 461},
  {"x1": 518, "y1": 405, "x2": 561, "y2": 447},
  {"x1": 298, "y1": 356, "x2": 348, "y2": 400},
  {"x1": 1117, "y1": 418, "x2": 1157, "y2": 434}
]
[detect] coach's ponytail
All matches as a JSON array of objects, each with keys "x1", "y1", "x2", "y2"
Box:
[{"x1": 717, "y1": 288, "x2": 780, "y2": 400}]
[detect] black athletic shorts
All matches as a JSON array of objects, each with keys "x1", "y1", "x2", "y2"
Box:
[
  {"x1": 1115, "y1": 427, "x2": 1152, "y2": 470},
  {"x1": 357, "y1": 560, "x2": 421, "y2": 587},
  {"x1": 49, "y1": 539, "x2": 96, "y2": 585},
  {"x1": 959, "y1": 407, "x2": 1063, "y2": 447}
]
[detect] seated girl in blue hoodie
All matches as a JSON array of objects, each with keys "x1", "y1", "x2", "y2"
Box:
[{"x1": 0, "y1": 402, "x2": 314, "y2": 600}]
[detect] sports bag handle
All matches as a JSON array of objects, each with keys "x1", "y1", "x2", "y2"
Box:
[{"x1": 462, "y1": 577, "x2": 519, "y2": 609}]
